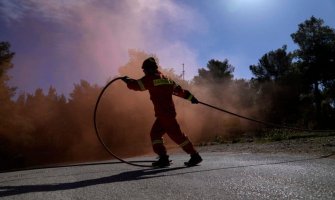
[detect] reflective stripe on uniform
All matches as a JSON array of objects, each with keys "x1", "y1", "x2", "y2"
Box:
[
  {"x1": 179, "y1": 139, "x2": 190, "y2": 147},
  {"x1": 152, "y1": 139, "x2": 164, "y2": 145},
  {"x1": 153, "y1": 79, "x2": 173, "y2": 86},
  {"x1": 137, "y1": 80, "x2": 146, "y2": 91}
]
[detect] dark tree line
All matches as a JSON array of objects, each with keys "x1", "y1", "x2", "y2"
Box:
[
  {"x1": 0, "y1": 16, "x2": 334, "y2": 170},
  {"x1": 249, "y1": 16, "x2": 335, "y2": 128}
]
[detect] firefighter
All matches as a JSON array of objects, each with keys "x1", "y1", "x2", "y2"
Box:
[{"x1": 121, "y1": 57, "x2": 202, "y2": 167}]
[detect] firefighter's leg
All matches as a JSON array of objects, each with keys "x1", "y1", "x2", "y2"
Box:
[
  {"x1": 150, "y1": 118, "x2": 167, "y2": 156},
  {"x1": 160, "y1": 117, "x2": 197, "y2": 155}
]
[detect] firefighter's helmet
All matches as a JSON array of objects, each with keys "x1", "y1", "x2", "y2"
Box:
[{"x1": 142, "y1": 57, "x2": 158, "y2": 72}]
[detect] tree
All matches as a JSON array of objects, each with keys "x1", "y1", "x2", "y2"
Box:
[
  {"x1": 291, "y1": 16, "x2": 335, "y2": 127},
  {"x1": 250, "y1": 46, "x2": 302, "y2": 124},
  {"x1": 0, "y1": 41, "x2": 16, "y2": 132},
  {"x1": 194, "y1": 59, "x2": 234, "y2": 85},
  {"x1": 0, "y1": 41, "x2": 16, "y2": 101},
  {"x1": 0, "y1": 41, "x2": 23, "y2": 169},
  {"x1": 250, "y1": 45, "x2": 294, "y2": 83},
  {"x1": 0, "y1": 42, "x2": 15, "y2": 77}
]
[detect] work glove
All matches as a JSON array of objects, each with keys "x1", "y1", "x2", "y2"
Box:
[
  {"x1": 121, "y1": 76, "x2": 131, "y2": 83},
  {"x1": 190, "y1": 96, "x2": 199, "y2": 104}
]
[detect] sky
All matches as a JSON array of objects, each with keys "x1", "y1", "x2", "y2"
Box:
[{"x1": 1, "y1": 0, "x2": 335, "y2": 96}]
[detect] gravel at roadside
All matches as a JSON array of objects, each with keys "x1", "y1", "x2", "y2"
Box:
[{"x1": 196, "y1": 136, "x2": 335, "y2": 158}]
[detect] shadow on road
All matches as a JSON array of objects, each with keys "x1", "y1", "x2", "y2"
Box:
[
  {"x1": 0, "y1": 159, "x2": 154, "y2": 174},
  {"x1": 0, "y1": 153, "x2": 333, "y2": 197},
  {"x1": 0, "y1": 166, "x2": 185, "y2": 197}
]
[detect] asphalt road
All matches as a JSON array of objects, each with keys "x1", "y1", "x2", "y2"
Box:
[{"x1": 0, "y1": 152, "x2": 334, "y2": 199}]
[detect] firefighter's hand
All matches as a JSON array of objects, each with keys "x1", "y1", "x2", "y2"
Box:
[
  {"x1": 121, "y1": 76, "x2": 131, "y2": 83},
  {"x1": 190, "y1": 96, "x2": 199, "y2": 104}
]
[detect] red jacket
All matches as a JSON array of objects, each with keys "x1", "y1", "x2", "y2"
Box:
[{"x1": 126, "y1": 71, "x2": 194, "y2": 117}]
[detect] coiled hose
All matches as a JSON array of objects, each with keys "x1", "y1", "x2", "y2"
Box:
[{"x1": 93, "y1": 77, "x2": 152, "y2": 167}]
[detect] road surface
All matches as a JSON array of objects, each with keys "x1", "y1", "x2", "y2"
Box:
[{"x1": 1, "y1": 152, "x2": 334, "y2": 199}]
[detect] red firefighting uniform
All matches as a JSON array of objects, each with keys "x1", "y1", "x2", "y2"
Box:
[{"x1": 126, "y1": 71, "x2": 197, "y2": 156}]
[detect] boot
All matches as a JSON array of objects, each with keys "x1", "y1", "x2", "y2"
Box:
[
  {"x1": 184, "y1": 153, "x2": 202, "y2": 167},
  {"x1": 152, "y1": 155, "x2": 170, "y2": 168}
]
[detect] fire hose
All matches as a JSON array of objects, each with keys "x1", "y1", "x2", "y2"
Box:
[
  {"x1": 93, "y1": 77, "x2": 335, "y2": 167},
  {"x1": 93, "y1": 77, "x2": 153, "y2": 167},
  {"x1": 197, "y1": 102, "x2": 333, "y2": 132}
]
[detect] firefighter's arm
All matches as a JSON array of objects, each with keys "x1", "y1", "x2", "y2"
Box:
[
  {"x1": 121, "y1": 76, "x2": 146, "y2": 91},
  {"x1": 173, "y1": 84, "x2": 198, "y2": 104}
]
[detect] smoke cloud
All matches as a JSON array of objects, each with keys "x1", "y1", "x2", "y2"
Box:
[{"x1": 2, "y1": 0, "x2": 204, "y2": 95}]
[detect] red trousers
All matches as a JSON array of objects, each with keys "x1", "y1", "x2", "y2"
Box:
[{"x1": 150, "y1": 116, "x2": 196, "y2": 156}]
